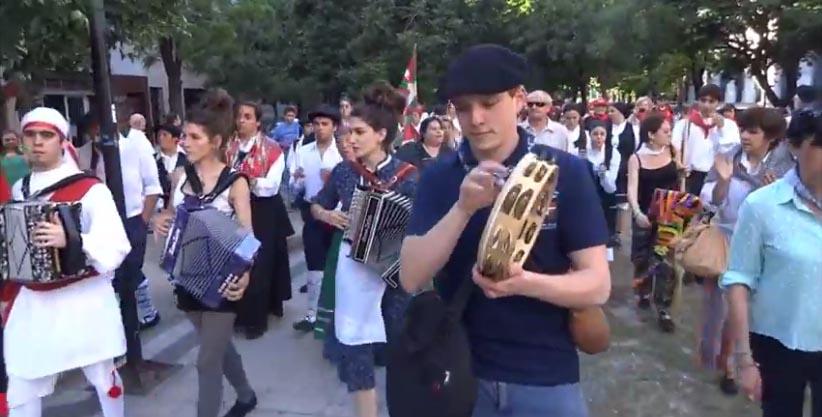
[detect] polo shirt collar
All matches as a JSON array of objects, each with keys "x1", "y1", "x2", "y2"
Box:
[{"x1": 457, "y1": 126, "x2": 532, "y2": 170}]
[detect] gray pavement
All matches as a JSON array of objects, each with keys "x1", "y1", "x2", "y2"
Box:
[{"x1": 41, "y1": 210, "x2": 757, "y2": 417}]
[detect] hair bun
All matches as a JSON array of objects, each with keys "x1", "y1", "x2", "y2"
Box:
[
  {"x1": 362, "y1": 81, "x2": 406, "y2": 117},
  {"x1": 203, "y1": 88, "x2": 234, "y2": 114}
]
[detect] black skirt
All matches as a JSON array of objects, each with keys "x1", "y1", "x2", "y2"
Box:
[{"x1": 235, "y1": 194, "x2": 294, "y2": 328}]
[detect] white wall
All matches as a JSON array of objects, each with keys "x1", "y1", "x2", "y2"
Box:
[{"x1": 109, "y1": 44, "x2": 206, "y2": 115}]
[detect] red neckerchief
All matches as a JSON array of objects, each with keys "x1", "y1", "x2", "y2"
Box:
[{"x1": 687, "y1": 109, "x2": 712, "y2": 139}]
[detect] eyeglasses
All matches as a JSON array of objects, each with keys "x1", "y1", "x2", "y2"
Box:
[{"x1": 527, "y1": 102, "x2": 547, "y2": 108}]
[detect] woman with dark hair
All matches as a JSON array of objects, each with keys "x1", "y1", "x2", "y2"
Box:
[
  {"x1": 395, "y1": 115, "x2": 454, "y2": 170},
  {"x1": 721, "y1": 111, "x2": 822, "y2": 417},
  {"x1": 626, "y1": 113, "x2": 682, "y2": 332},
  {"x1": 153, "y1": 89, "x2": 257, "y2": 417},
  {"x1": 563, "y1": 103, "x2": 589, "y2": 152},
  {"x1": 698, "y1": 107, "x2": 794, "y2": 394},
  {"x1": 226, "y1": 100, "x2": 294, "y2": 339},
  {"x1": 310, "y1": 81, "x2": 417, "y2": 417}
]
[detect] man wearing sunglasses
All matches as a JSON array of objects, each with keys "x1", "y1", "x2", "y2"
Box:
[{"x1": 520, "y1": 90, "x2": 570, "y2": 152}]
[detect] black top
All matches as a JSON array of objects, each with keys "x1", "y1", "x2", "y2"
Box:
[
  {"x1": 636, "y1": 156, "x2": 679, "y2": 212},
  {"x1": 394, "y1": 141, "x2": 454, "y2": 171}
]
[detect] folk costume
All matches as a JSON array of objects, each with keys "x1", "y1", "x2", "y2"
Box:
[
  {"x1": 672, "y1": 109, "x2": 741, "y2": 196},
  {"x1": 575, "y1": 120, "x2": 621, "y2": 261},
  {"x1": 156, "y1": 150, "x2": 189, "y2": 210},
  {"x1": 289, "y1": 106, "x2": 344, "y2": 332},
  {"x1": 2, "y1": 108, "x2": 131, "y2": 417},
  {"x1": 226, "y1": 131, "x2": 293, "y2": 335},
  {"x1": 313, "y1": 157, "x2": 417, "y2": 392}
]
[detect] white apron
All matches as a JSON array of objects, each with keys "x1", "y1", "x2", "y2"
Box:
[
  {"x1": 334, "y1": 242, "x2": 388, "y2": 346},
  {"x1": 4, "y1": 274, "x2": 126, "y2": 379}
]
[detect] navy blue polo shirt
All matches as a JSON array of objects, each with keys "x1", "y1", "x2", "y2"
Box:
[{"x1": 405, "y1": 129, "x2": 608, "y2": 386}]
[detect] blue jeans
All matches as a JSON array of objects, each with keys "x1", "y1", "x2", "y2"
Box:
[{"x1": 472, "y1": 380, "x2": 588, "y2": 417}]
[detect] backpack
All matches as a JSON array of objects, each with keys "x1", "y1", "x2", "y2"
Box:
[{"x1": 386, "y1": 276, "x2": 477, "y2": 417}]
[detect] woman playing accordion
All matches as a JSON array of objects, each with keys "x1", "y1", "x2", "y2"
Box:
[
  {"x1": 309, "y1": 82, "x2": 417, "y2": 417},
  {"x1": 153, "y1": 90, "x2": 258, "y2": 417}
]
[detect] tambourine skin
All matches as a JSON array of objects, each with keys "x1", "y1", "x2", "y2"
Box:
[{"x1": 476, "y1": 153, "x2": 559, "y2": 281}]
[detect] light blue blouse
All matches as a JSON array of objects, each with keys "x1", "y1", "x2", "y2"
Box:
[{"x1": 720, "y1": 172, "x2": 822, "y2": 352}]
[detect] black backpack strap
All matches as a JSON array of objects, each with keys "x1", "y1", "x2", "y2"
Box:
[
  {"x1": 447, "y1": 275, "x2": 476, "y2": 317},
  {"x1": 23, "y1": 173, "x2": 98, "y2": 200}
]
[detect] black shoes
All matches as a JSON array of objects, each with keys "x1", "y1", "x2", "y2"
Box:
[
  {"x1": 657, "y1": 310, "x2": 675, "y2": 333},
  {"x1": 223, "y1": 393, "x2": 257, "y2": 417},
  {"x1": 293, "y1": 317, "x2": 315, "y2": 333}
]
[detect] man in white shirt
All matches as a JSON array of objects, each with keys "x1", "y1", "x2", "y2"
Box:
[
  {"x1": 519, "y1": 90, "x2": 570, "y2": 151},
  {"x1": 672, "y1": 84, "x2": 741, "y2": 195},
  {"x1": 288, "y1": 105, "x2": 344, "y2": 332},
  {"x1": 76, "y1": 111, "x2": 162, "y2": 357}
]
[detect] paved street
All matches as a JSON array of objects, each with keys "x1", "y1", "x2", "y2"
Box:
[{"x1": 40, "y1": 211, "x2": 757, "y2": 417}]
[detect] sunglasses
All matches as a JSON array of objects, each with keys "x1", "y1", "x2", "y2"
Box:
[{"x1": 527, "y1": 102, "x2": 548, "y2": 108}]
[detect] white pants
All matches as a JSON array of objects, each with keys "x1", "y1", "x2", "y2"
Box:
[{"x1": 8, "y1": 360, "x2": 123, "y2": 417}]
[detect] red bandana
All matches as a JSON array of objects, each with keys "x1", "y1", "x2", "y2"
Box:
[{"x1": 687, "y1": 109, "x2": 712, "y2": 139}]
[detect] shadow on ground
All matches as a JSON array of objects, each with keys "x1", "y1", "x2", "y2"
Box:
[{"x1": 581, "y1": 254, "x2": 757, "y2": 417}]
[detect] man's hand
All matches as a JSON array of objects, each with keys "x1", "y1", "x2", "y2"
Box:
[
  {"x1": 714, "y1": 155, "x2": 734, "y2": 181},
  {"x1": 761, "y1": 170, "x2": 777, "y2": 185},
  {"x1": 711, "y1": 113, "x2": 725, "y2": 129},
  {"x1": 34, "y1": 212, "x2": 67, "y2": 248},
  {"x1": 472, "y1": 263, "x2": 535, "y2": 299},
  {"x1": 457, "y1": 161, "x2": 507, "y2": 215}
]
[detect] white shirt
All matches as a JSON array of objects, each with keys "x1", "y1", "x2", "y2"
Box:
[
  {"x1": 158, "y1": 151, "x2": 180, "y2": 175},
  {"x1": 567, "y1": 125, "x2": 590, "y2": 149},
  {"x1": 233, "y1": 136, "x2": 285, "y2": 198},
  {"x1": 289, "y1": 139, "x2": 343, "y2": 201},
  {"x1": 672, "y1": 116, "x2": 741, "y2": 172},
  {"x1": 7, "y1": 164, "x2": 130, "y2": 379},
  {"x1": 121, "y1": 130, "x2": 163, "y2": 218},
  {"x1": 520, "y1": 119, "x2": 570, "y2": 152},
  {"x1": 586, "y1": 146, "x2": 621, "y2": 194}
]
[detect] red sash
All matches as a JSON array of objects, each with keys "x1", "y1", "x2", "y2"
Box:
[{"x1": 1, "y1": 177, "x2": 101, "y2": 322}]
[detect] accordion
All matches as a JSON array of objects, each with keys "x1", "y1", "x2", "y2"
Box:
[
  {"x1": 343, "y1": 186, "x2": 413, "y2": 288},
  {"x1": 161, "y1": 204, "x2": 261, "y2": 308},
  {"x1": 0, "y1": 201, "x2": 90, "y2": 284}
]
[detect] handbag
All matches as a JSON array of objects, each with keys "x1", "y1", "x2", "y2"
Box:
[
  {"x1": 673, "y1": 212, "x2": 728, "y2": 277},
  {"x1": 570, "y1": 307, "x2": 611, "y2": 355}
]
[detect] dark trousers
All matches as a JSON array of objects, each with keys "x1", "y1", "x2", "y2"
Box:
[
  {"x1": 686, "y1": 170, "x2": 708, "y2": 196},
  {"x1": 0, "y1": 324, "x2": 6, "y2": 393},
  {"x1": 752, "y1": 333, "x2": 822, "y2": 417},
  {"x1": 300, "y1": 203, "x2": 334, "y2": 271},
  {"x1": 114, "y1": 215, "x2": 148, "y2": 364}
]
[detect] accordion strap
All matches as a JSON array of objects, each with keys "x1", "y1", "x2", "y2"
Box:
[
  {"x1": 21, "y1": 173, "x2": 99, "y2": 201},
  {"x1": 352, "y1": 161, "x2": 416, "y2": 192},
  {"x1": 183, "y1": 165, "x2": 248, "y2": 205}
]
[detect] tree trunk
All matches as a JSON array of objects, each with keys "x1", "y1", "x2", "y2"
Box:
[
  {"x1": 159, "y1": 37, "x2": 184, "y2": 117},
  {"x1": 779, "y1": 58, "x2": 800, "y2": 109}
]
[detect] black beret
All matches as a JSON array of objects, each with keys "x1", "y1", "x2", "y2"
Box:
[
  {"x1": 438, "y1": 44, "x2": 528, "y2": 102},
  {"x1": 308, "y1": 105, "x2": 341, "y2": 125},
  {"x1": 154, "y1": 123, "x2": 182, "y2": 138}
]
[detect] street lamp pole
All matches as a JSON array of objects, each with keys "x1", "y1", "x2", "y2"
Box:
[{"x1": 87, "y1": 0, "x2": 145, "y2": 392}]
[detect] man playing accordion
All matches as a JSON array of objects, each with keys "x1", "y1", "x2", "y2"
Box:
[{"x1": 0, "y1": 108, "x2": 131, "y2": 417}]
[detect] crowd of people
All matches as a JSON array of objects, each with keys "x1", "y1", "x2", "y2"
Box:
[{"x1": 0, "y1": 43, "x2": 820, "y2": 417}]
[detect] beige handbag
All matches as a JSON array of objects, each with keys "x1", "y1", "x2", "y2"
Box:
[{"x1": 673, "y1": 215, "x2": 728, "y2": 277}]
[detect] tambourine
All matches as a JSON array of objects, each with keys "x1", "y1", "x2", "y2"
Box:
[
  {"x1": 476, "y1": 152, "x2": 610, "y2": 354},
  {"x1": 476, "y1": 153, "x2": 559, "y2": 281}
]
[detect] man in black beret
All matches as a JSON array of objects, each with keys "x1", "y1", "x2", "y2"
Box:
[{"x1": 401, "y1": 44, "x2": 610, "y2": 417}]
